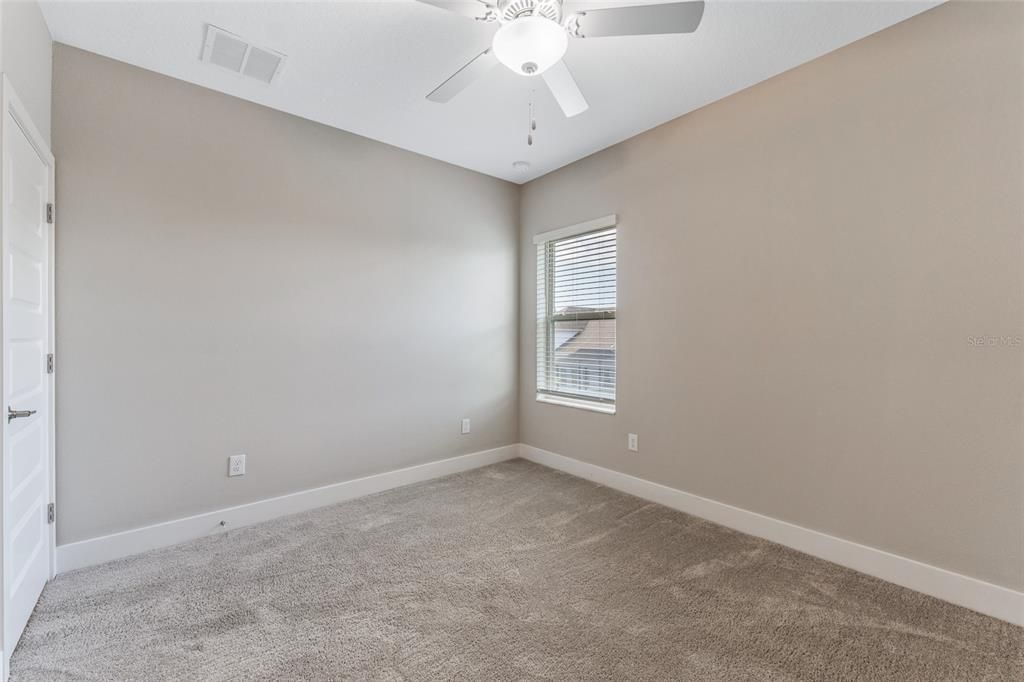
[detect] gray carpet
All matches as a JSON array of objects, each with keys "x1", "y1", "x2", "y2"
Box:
[{"x1": 10, "y1": 459, "x2": 1022, "y2": 681}]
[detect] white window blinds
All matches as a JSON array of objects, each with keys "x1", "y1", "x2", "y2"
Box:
[{"x1": 536, "y1": 218, "x2": 616, "y2": 407}]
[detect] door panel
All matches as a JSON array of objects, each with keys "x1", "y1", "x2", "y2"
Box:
[
  {"x1": 9, "y1": 250, "x2": 42, "y2": 307},
  {"x1": 3, "y1": 103, "x2": 52, "y2": 659},
  {"x1": 9, "y1": 341, "x2": 43, "y2": 397},
  {"x1": 9, "y1": 426, "x2": 43, "y2": 489}
]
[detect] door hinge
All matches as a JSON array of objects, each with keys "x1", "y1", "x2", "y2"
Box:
[
  {"x1": 46, "y1": 203, "x2": 54, "y2": 224},
  {"x1": 47, "y1": 353, "x2": 54, "y2": 374},
  {"x1": 47, "y1": 503, "x2": 55, "y2": 524}
]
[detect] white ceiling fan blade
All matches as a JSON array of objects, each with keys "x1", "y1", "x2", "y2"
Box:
[
  {"x1": 542, "y1": 60, "x2": 588, "y2": 118},
  {"x1": 426, "y1": 48, "x2": 498, "y2": 103},
  {"x1": 413, "y1": 0, "x2": 497, "y2": 21},
  {"x1": 568, "y1": 1, "x2": 705, "y2": 38}
]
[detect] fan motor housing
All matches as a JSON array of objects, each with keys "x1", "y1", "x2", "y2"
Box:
[{"x1": 498, "y1": 0, "x2": 563, "y2": 24}]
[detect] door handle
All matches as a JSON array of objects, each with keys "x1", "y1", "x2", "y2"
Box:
[{"x1": 7, "y1": 406, "x2": 36, "y2": 423}]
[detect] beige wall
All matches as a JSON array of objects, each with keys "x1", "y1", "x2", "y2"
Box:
[
  {"x1": 519, "y1": 1, "x2": 1023, "y2": 590},
  {"x1": 52, "y1": 45, "x2": 519, "y2": 544},
  {"x1": 0, "y1": 0, "x2": 52, "y2": 143}
]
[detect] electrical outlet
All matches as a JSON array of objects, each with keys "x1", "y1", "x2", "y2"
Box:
[
  {"x1": 228, "y1": 454, "x2": 246, "y2": 477},
  {"x1": 627, "y1": 434, "x2": 639, "y2": 452},
  {"x1": 461, "y1": 418, "x2": 471, "y2": 435}
]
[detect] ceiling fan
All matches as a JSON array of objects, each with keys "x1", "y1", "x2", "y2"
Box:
[{"x1": 417, "y1": 0, "x2": 705, "y2": 117}]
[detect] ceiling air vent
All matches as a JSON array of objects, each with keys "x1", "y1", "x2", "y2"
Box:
[{"x1": 201, "y1": 25, "x2": 286, "y2": 85}]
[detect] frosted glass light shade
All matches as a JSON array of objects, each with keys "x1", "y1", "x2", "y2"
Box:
[{"x1": 492, "y1": 16, "x2": 568, "y2": 76}]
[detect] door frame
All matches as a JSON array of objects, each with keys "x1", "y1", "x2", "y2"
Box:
[{"x1": 0, "y1": 74, "x2": 57, "y2": 674}]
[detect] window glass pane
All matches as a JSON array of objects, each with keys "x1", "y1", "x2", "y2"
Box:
[
  {"x1": 551, "y1": 231, "x2": 616, "y2": 313},
  {"x1": 537, "y1": 225, "x2": 616, "y2": 405},
  {"x1": 550, "y1": 319, "x2": 616, "y2": 401}
]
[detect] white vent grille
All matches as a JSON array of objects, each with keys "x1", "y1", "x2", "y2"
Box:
[
  {"x1": 201, "y1": 25, "x2": 286, "y2": 85},
  {"x1": 242, "y1": 47, "x2": 283, "y2": 84}
]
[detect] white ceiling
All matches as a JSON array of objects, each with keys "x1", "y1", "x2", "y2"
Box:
[{"x1": 40, "y1": 0, "x2": 940, "y2": 183}]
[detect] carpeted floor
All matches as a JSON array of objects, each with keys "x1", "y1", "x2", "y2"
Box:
[{"x1": 10, "y1": 459, "x2": 1022, "y2": 681}]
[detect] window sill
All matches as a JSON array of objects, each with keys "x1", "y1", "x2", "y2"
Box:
[{"x1": 536, "y1": 393, "x2": 616, "y2": 415}]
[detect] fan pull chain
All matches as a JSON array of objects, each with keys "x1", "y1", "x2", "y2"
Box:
[{"x1": 528, "y1": 92, "x2": 536, "y2": 146}]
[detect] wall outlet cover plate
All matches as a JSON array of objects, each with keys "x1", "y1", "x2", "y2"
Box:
[{"x1": 228, "y1": 454, "x2": 246, "y2": 477}]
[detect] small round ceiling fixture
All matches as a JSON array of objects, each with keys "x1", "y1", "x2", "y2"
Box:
[{"x1": 492, "y1": 16, "x2": 568, "y2": 76}]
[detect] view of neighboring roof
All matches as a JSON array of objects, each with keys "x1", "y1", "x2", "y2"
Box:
[{"x1": 556, "y1": 319, "x2": 615, "y2": 354}]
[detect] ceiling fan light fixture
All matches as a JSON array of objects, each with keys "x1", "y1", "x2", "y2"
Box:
[{"x1": 492, "y1": 16, "x2": 568, "y2": 76}]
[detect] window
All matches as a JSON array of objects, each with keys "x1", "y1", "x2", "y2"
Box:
[{"x1": 535, "y1": 215, "x2": 616, "y2": 413}]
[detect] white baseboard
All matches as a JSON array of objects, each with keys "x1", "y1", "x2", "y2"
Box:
[
  {"x1": 57, "y1": 444, "x2": 519, "y2": 574},
  {"x1": 519, "y1": 444, "x2": 1024, "y2": 626},
  {"x1": 55, "y1": 442, "x2": 1024, "y2": 626}
]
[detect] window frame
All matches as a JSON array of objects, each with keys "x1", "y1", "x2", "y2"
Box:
[{"x1": 534, "y1": 214, "x2": 618, "y2": 415}]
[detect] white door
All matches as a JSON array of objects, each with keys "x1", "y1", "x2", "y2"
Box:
[{"x1": 1, "y1": 80, "x2": 54, "y2": 663}]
